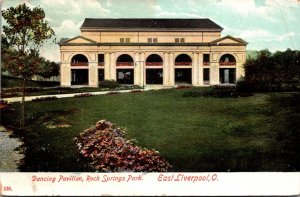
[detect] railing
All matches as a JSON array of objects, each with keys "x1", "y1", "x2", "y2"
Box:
[
  {"x1": 175, "y1": 62, "x2": 192, "y2": 66},
  {"x1": 203, "y1": 62, "x2": 210, "y2": 66},
  {"x1": 98, "y1": 62, "x2": 104, "y2": 66},
  {"x1": 146, "y1": 62, "x2": 163, "y2": 66},
  {"x1": 116, "y1": 62, "x2": 134, "y2": 66},
  {"x1": 71, "y1": 62, "x2": 88, "y2": 66},
  {"x1": 219, "y1": 62, "x2": 236, "y2": 66}
]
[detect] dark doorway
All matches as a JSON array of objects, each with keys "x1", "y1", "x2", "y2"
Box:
[
  {"x1": 117, "y1": 69, "x2": 134, "y2": 84},
  {"x1": 175, "y1": 68, "x2": 192, "y2": 84},
  {"x1": 146, "y1": 69, "x2": 163, "y2": 84},
  {"x1": 219, "y1": 68, "x2": 236, "y2": 84},
  {"x1": 71, "y1": 69, "x2": 88, "y2": 85},
  {"x1": 98, "y1": 69, "x2": 104, "y2": 82},
  {"x1": 203, "y1": 68, "x2": 210, "y2": 84}
]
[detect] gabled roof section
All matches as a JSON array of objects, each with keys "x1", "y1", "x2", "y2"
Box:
[
  {"x1": 58, "y1": 36, "x2": 98, "y2": 46},
  {"x1": 210, "y1": 35, "x2": 248, "y2": 45},
  {"x1": 80, "y1": 18, "x2": 223, "y2": 32}
]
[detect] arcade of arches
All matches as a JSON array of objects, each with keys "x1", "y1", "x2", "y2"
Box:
[{"x1": 62, "y1": 52, "x2": 243, "y2": 87}]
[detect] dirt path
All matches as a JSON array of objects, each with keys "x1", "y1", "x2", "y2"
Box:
[{"x1": 0, "y1": 126, "x2": 24, "y2": 172}]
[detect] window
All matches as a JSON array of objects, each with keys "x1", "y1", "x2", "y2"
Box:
[
  {"x1": 175, "y1": 38, "x2": 185, "y2": 43},
  {"x1": 148, "y1": 38, "x2": 158, "y2": 43},
  {"x1": 120, "y1": 38, "x2": 130, "y2": 43},
  {"x1": 203, "y1": 54, "x2": 210, "y2": 62},
  {"x1": 203, "y1": 68, "x2": 210, "y2": 83},
  {"x1": 98, "y1": 54, "x2": 104, "y2": 66}
]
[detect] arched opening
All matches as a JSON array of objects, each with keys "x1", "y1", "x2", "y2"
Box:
[
  {"x1": 116, "y1": 54, "x2": 134, "y2": 84},
  {"x1": 146, "y1": 54, "x2": 163, "y2": 85},
  {"x1": 219, "y1": 54, "x2": 236, "y2": 84},
  {"x1": 71, "y1": 54, "x2": 88, "y2": 66},
  {"x1": 116, "y1": 54, "x2": 134, "y2": 66},
  {"x1": 219, "y1": 54, "x2": 236, "y2": 66},
  {"x1": 175, "y1": 54, "x2": 192, "y2": 84},
  {"x1": 146, "y1": 54, "x2": 163, "y2": 66},
  {"x1": 175, "y1": 54, "x2": 192, "y2": 66}
]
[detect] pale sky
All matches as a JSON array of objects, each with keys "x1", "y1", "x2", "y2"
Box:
[{"x1": 2, "y1": 0, "x2": 300, "y2": 62}]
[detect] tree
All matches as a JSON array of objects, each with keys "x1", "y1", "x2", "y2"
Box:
[
  {"x1": 243, "y1": 49, "x2": 300, "y2": 92},
  {"x1": 38, "y1": 58, "x2": 60, "y2": 80},
  {"x1": 2, "y1": 3, "x2": 55, "y2": 128}
]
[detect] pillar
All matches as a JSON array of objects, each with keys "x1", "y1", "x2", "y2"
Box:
[
  {"x1": 163, "y1": 52, "x2": 169, "y2": 86},
  {"x1": 169, "y1": 52, "x2": 175, "y2": 86},
  {"x1": 210, "y1": 62, "x2": 219, "y2": 85},
  {"x1": 89, "y1": 61, "x2": 98, "y2": 87},
  {"x1": 192, "y1": 52, "x2": 199, "y2": 86},
  {"x1": 140, "y1": 52, "x2": 145, "y2": 87},
  {"x1": 60, "y1": 63, "x2": 71, "y2": 87},
  {"x1": 104, "y1": 52, "x2": 110, "y2": 80},
  {"x1": 110, "y1": 52, "x2": 116, "y2": 80},
  {"x1": 199, "y1": 53, "x2": 204, "y2": 86},
  {"x1": 134, "y1": 52, "x2": 141, "y2": 86},
  {"x1": 236, "y1": 62, "x2": 245, "y2": 81}
]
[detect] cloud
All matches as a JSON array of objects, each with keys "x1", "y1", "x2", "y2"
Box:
[{"x1": 53, "y1": 19, "x2": 82, "y2": 38}]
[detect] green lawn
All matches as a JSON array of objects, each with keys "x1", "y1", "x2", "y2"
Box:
[{"x1": 2, "y1": 88, "x2": 299, "y2": 172}]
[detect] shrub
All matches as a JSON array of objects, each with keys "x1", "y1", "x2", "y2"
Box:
[
  {"x1": 236, "y1": 79, "x2": 254, "y2": 97},
  {"x1": 106, "y1": 91, "x2": 120, "y2": 95},
  {"x1": 99, "y1": 80, "x2": 119, "y2": 89},
  {"x1": 130, "y1": 90, "x2": 143, "y2": 93},
  {"x1": 212, "y1": 85, "x2": 238, "y2": 98},
  {"x1": 0, "y1": 100, "x2": 14, "y2": 112},
  {"x1": 183, "y1": 86, "x2": 238, "y2": 98},
  {"x1": 74, "y1": 120, "x2": 172, "y2": 172},
  {"x1": 176, "y1": 85, "x2": 192, "y2": 90},
  {"x1": 31, "y1": 96, "x2": 58, "y2": 102}
]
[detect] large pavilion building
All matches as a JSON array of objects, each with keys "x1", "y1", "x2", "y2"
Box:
[{"x1": 58, "y1": 18, "x2": 247, "y2": 87}]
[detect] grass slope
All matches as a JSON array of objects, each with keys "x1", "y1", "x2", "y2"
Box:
[{"x1": 2, "y1": 88, "x2": 299, "y2": 172}]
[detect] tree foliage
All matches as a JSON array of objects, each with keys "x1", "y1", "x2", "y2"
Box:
[
  {"x1": 2, "y1": 3, "x2": 55, "y2": 79},
  {"x1": 38, "y1": 58, "x2": 60, "y2": 79},
  {"x1": 243, "y1": 49, "x2": 300, "y2": 92}
]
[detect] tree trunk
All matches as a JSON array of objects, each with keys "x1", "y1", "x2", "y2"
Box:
[{"x1": 21, "y1": 78, "x2": 26, "y2": 129}]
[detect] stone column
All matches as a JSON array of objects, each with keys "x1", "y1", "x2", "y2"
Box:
[
  {"x1": 169, "y1": 52, "x2": 175, "y2": 86},
  {"x1": 199, "y1": 53, "x2": 204, "y2": 86},
  {"x1": 236, "y1": 62, "x2": 245, "y2": 81},
  {"x1": 89, "y1": 61, "x2": 98, "y2": 87},
  {"x1": 163, "y1": 52, "x2": 169, "y2": 86},
  {"x1": 110, "y1": 52, "x2": 116, "y2": 81},
  {"x1": 60, "y1": 63, "x2": 71, "y2": 87},
  {"x1": 134, "y1": 52, "x2": 141, "y2": 86},
  {"x1": 192, "y1": 52, "x2": 199, "y2": 86},
  {"x1": 210, "y1": 62, "x2": 219, "y2": 85},
  {"x1": 140, "y1": 52, "x2": 145, "y2": 87},
  {"x1": 104, "y1": 52, "x2": 110, "y2": 80}
]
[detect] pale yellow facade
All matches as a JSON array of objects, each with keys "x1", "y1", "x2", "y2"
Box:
[{"x1": 59, "y1": 20, "x2": 247, "y2": 87}]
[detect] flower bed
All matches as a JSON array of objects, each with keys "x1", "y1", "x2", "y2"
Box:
[
  {"x1": 74, "y1": 93, "x2": 93, "y2": 98},
  {"x1": 31, "y1": 96, "x2": 58, "y2": 102},
  {"x1": 74, "y1": 120, "x2": 172, "y2": 172}
]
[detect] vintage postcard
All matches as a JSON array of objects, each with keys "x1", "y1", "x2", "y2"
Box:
[{"x1": 0, "y1": 0, "x2": 299, "y2": 196}]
